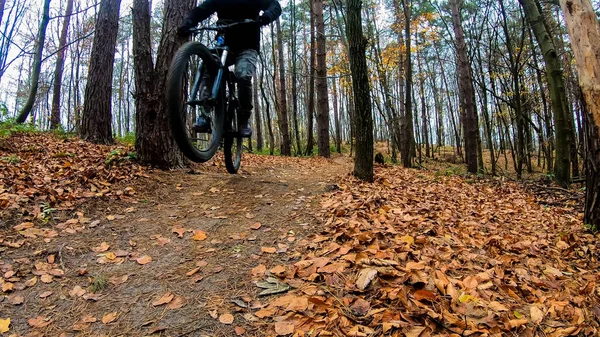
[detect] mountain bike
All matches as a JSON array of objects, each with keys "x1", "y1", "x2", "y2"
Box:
[{"x1": 167, "y1": 20, "x2": 255, "y2": 174}]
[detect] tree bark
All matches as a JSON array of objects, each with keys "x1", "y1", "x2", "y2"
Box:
[
  {"x1": 400, "y1": 0, "x2": 414, "y2": 168},
  {"x1": 133, "y1": 0, "x2": 190, "y2": 167},
  {"x1": 314, "y1": 0, "x2": 330, "y2": 157},
  {"x1": 347, "y1": 0, "x2": 373, "y2": 182},
  {"x1": 290, "y1": 0, "x2": 301, "y2": 155},
  {"x1": 305, "y1": 1, "x2": 316, "y2": 155},
  {"x1": 50, "y1": 0, "x2": 74, "y2": 130},
  {"x1": 275, "y1": 19, "x2": 292, "y2": 156},
  {"x1": 450, "y1": 0, "x2": 479, "y2": 173},
  {"x1": 80, "y1": 0, "x2": 121, "y2": 143},
  {"x1": 15, "y1": 0, "x2": 51, "y2": 124},
  {"x1": 559, "y1": 0, "x2": 600, "y2": 227},
  {"x1": 520, "y1": 0, "x2": 570, "y2": 185}
]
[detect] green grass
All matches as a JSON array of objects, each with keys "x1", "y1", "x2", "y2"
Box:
[
  {"x1": 0, "y1": 118, "x2": 38, "y2": 138},
  {"x1": 116, "y1": 132, "x2": 136, "y2": 146}
]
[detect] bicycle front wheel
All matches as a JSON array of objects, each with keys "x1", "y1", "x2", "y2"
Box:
[{"x1": 167, "y1": 41, "x2": 224, "y2": 163}]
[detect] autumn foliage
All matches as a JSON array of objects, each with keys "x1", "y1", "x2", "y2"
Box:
[{"x1": 251, "y1": 166, "x2": 598, "y2": 336}]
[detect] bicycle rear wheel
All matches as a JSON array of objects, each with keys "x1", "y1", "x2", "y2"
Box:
[{"x1": 167, "y1": 41, "x2": 224, "y2": 163}]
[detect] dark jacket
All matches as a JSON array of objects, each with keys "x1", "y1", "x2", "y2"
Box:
[{"x1": 185, "y1": 0, "x2": 282, "y2": 54}]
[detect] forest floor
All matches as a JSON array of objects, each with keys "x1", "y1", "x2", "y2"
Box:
[{"x1": 1, "y1": 132, "x2": 598, "y2": 337}]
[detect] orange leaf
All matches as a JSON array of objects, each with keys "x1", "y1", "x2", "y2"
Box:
[
  {"x1": 93, "y1": 242, "x2": 110, "y2": 253},
  {"x1": 252, "y1": 264, "x2": 266, "y2": 277},
  {"x1": 136, "y1": 255, "x2": 152, "y2": 265},
  {"x1": 250, "y1": 222, "x2": 262, "y2": 230},
  {"x1": 152, "y1": 292, "x2": 174, "y2": 306},
  {"x1": 192, "y1": 230, "x2": 207, "y2": 241},
  {"x1": 261, "y1": 247, "x2": 276, "y2": 254},
  {"x1": 27, "y1": 316, "x2": 53, "y2": 328},
  {"x1": 414, "y1": 289, "x2": 437, "y2": 302},
  {"x1": 101, "y1": 312, "x2": 118, "y2": 324},
  {"x1": 235, "y1": 326, "x2": 246, "y2": 335},
  {"x1": 219, "y1": 313, "x2": 234, "y2": 324},
  {"x1": 274, "y1": 321, "x2": 294, "y2": 335},
  {"x1": 167, "y1": 296, "x2": 186, "y2": 310}
]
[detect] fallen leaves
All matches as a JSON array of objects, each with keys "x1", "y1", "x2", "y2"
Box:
[
  {"x1": 28, "y1": 316, "x2": 53, "y2": 328},
  {"x1": 69, "y1": 285, "x2": 86, "y2": 297},
  {"x1": 274, "y1": 321, "x2": 294, "y2": 335},
  {"x1": 261, "y1": 247, "x2": 277, "y2": 254},
  {"x1": 249, "y1": 166, "x2": 598, "y2": 336},
  {"x1": 0, "y1": 318, "x2": 9, "y2": 333},
  {"x1": 152, "y1": 292, "x2": 174, "y2": 307},
  {"x1": 355, "y1": 268, "x2": 377, "y2": 290},
  {"x1": 252, "y1": 264, "x2": 267, "y2": 278},
  {"x1": 192, "y1": 230, "x2": 207, "y2": 241},
  {"x1": 136, "y1": 255, "x2": 152, "y2": 265},
  {"x1": 0, "y1": 133, "x2": 141, "y2": 219},
  {"x1": 219, "y1": 313, "x2": 234, "y2": 324},
  {"x1": 8, "y1": 294, "x2": 24, "y2": 305},
  {"x1": 101, "y1": 312, "x2": 118, "y2": 324}
]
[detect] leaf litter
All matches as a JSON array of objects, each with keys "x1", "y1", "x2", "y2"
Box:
[{"x1": 250, "y1": 166, "x2": 599, "y2": 336}]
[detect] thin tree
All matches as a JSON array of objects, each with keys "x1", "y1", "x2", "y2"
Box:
[
  {"x1": 15, "y1": 0, "x2": 51, "y2": 123},
  {"x1": 314, "y1": 0, "x2": 330, "y2": 157},
  {"x1": 519, "y1": 0, "x2": 571, "y2": 186},
  {"x1": 80, "y1": 0, "x2": 122, "y2": 143},
  {"x1": 450, "y1": 0, "x2": 478, "y2": 173},
  {"x1": 50, "y1": 0, "x2": 74, "y2": 129},
  {"x1": 275, "y1": 18, "x2": 292, "y2": 156},
  {"x1": 347, "y1": 0, "x2": 373, "y2": 182},
  {"x1": 305, "y1": 0, "x2": 316, "y2": 155}
]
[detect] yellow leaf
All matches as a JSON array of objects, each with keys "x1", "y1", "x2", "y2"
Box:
[
  {"x1": 459, "y1": 293, "x2": 474, "y2": 303},
  {"x1": 104, "y1": 252, "x2": 116, "y2": 260},
  {"x1": 400, "y1": 235, "x2": 415, "y2": 245},
  {"x1": 0, "y1": 318, "x2": 10, "y2": 333},
  {"x1": 192, "y1": 230, "x2": 207, "y2": 241}
]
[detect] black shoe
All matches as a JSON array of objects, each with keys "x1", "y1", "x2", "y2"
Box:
[
  {"x1": 238, "y1": 114, "x2": 252, "y2": 138},
  {"x1": 193, "y1": 115, "x2": 211, "y2": 133}
]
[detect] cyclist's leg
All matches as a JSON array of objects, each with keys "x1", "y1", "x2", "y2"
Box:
[{"x1": 234, "y1": 49, "x2": 258, "y2": 137}]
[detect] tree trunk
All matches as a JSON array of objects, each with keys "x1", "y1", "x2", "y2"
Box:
[
  {"x1": 400, "y1": 0, "x2": 414, "y2": 168},
  {"x1": 50, "y1": 0, "x2": 74, "y2": 130},
  {"x1": 347, "y1": 0, "x2": 373, "y2": 182},
  {"x1": 450, "y1": 0, "x2": 478, "y2": 173},
  {"x1": 15, "y1": 0, "x2": 51, "y2": 124},
  {"x1": 520, "y1": 0, "x2": 570, "y2": 185},
  {"x1": 290, "y1": 0, "x2": 301, "y2": 155},
  {"x1": 314, "y1": 0, "x2": 330, "y2": 157},
  {"x1": 274, "y1": 20, "x2": 291, "y2": 156},
  {"x1": 253, "y1": 73, "x2": 263, "y2": 152},
  {"x1": 133, "y1": 0, "x2": 190, "y2": 167},
  {"x1": 559, "y1": 0, "x2": 600, "y2": 227},
  {"x1": 80, "y1": 0, "x2": 121, "y2": 144},
  {"x1": 305, "y1": 1, "x2": 316, "y2": 155},
  {"x1": 332, "y1": 76, "x2": 342, "y2": 153}
]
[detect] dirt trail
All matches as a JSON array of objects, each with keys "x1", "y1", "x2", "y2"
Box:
[{"x1": 1, "y1": 155, "x2": 351, "y2": 336}]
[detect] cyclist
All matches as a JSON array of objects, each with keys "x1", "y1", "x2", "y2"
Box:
[{"x1": 177, "y1": 0, "x2": 282, "y2": 138}]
